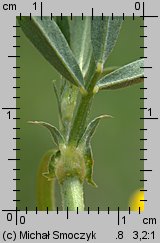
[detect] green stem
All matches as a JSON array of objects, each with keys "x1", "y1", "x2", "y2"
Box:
[
  {"x1": 68, "y1": 69, "x2": 102, "y2": 145},
  {"x1": 60, "y1": 177, "x2": 84, "y2": 211}
]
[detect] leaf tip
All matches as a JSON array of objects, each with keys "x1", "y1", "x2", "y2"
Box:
[
  {"x1": 86, "y1": 178, "x2": 98, "y2": 188},
  {"x1": 28, "y1": 120, "x2": 39, "y2": 124}
]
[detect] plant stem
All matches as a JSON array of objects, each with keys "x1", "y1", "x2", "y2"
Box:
[
  {"x1": 60, "y1": 177, "x2": 84, "y2": 211},
  {"x1": 68, "y1": 69, "x2": 102, "y2": 145}
]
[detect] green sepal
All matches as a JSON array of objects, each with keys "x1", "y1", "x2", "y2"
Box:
[
  {"x1": 78, "y1": 115, "x2": 112, "y2": 187},
  {"x1": 28, "y1": 121, "x2": 65, "y2": 148},
  {"x1": 83, "y1": 144, "x2": 97, "y2": 187},
  {"x1": 43, "y1": 150, "x2": 60, "y2": 181}
]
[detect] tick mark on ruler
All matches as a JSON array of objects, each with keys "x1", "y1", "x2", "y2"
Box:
[
  {"x1": 67, "y1": 207, "x2": 69, "y2": 219},
  {"x1": 8, "y1": 55, "x2": 20, "y2": 58},
  {"x1": 141, "y1": 66, "x2": 152, "y2": 69},
  {"x1": 140, "y1": 117, "x2": 158, "y2": 120},
  {"x1": 118, "y1": 206, "x2": 120, "y2": 225},
  {"x1": 88, "y1": 207, "x2": 90, "y2": 214},
  {"x1": 139, "y1": 207, "x2": 141, "y2": 214},
  {"x1": 98, "y1": 207, "x2": 100, "y2": 214},
  {"x1": 108, "y1": 207, "x2": 110, "y2": 214},
  {"x1": 140, "y1": 46, "x2": 147, "y2": 49},
  {"x1": 140, "y1": 169, "x2": 152, "y2": 172},
  {"x1": 82, "y1": 13, "x2": 84, "y2": 20}
]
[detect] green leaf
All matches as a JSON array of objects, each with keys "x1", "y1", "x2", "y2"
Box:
[
  {"x1": 79, "y1": 115, "x2": 112, "y2": 146},
  {"x1": 52, "y1": 80, "x2": 63, "y2": 125},
  {"x1": 55, "y1": 16, "x2": 70, "y2": 44},
  {"x1": 100, "y1": 66, "x2": 119, "y2": 77},
  {"x1": 70, "y1": 16, "x2": 92, "y2": 77},
  {"x1": 28, "y1": 121, "x2": 65, "y2": 147},
  {"x1": 91, "y1": 16, "x2": 123, "y2": 68},
  {"x1": 96, "y1": 59, "x2": 144, "y2": 90},
  {"x1": 18, "y1": 16, "x2": 85, "y2": 91}
]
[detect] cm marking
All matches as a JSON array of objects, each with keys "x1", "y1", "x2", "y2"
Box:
[
  {"x1": 3, "y1": 3, "x2": 16, "y2": 11},
  {"x1": 143, "y1": 217, "x2": 156, "y2": 225}
]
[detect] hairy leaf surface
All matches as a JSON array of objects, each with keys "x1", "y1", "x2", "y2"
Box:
[
  {"x1": 96, "y1": 59, "x2": 144, "y2": 90},
  {"x1": 18, "y1": 16, "x2": 85, "y2": 90},
  {"x1": 55, "y1": 16, "x2": 70, "y2": 44},
  {"x1": 70, "y1": 16, "x2": 92, "y2": 76},
  {"x1": 91, "y1": 16, "x2": 123, "y2": 68}
]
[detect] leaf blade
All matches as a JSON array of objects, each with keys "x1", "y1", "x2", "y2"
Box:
[
  {"x1": 97, "y1": 59, "x2": 144, "y2": 90},
  {"x1": 70, "y1": 16, "x2": 92, "y2": 77},
  {"x1": 55, "y1": 16, "x2": 70, "y2": 45},
  {"x1": 91, "y1": 16, "x2": 123, "y2": 68},
  {"x1": 28, "y1": 121, "x2": 65, "y2": 147},
  {"x1": 79, "y1": 115, "x2": 112, "y2": 146},
  {"x1": 18, "y1": 16, "x2": 85, "y2": 90}
]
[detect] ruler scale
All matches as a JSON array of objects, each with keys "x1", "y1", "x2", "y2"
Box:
[{"x1": 0, "y1": 0, "x2": 160, "y2": 242}]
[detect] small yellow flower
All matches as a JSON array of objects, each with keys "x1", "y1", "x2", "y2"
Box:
[{"x1": 129, "y1": 189, "x2": 144, "y2": 211}]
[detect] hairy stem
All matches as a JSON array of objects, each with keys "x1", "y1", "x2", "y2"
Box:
[{"x1": 60, "y1": 177, "x2": 84, "y2": 211}]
